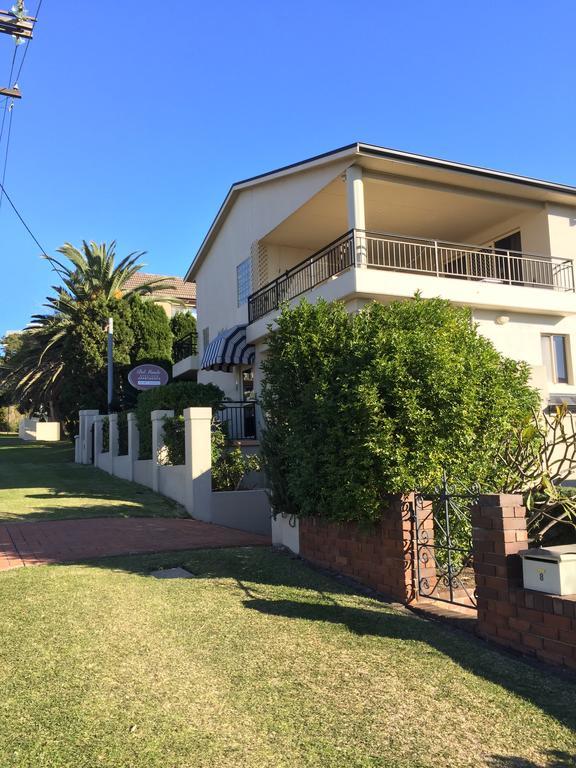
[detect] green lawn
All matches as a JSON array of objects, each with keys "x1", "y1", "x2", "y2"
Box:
[
  {"x1": 0, "y1": 435, "x2": 182, "y2": 521},
  {"x1": 0, "y1": 547, "x2": 574, "y2": 768}
]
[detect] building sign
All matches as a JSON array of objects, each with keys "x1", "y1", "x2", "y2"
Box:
[{"x1": 127, "y1": 364, "x2": 169, "y2": 391}]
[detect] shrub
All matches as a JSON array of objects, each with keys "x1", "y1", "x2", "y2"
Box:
[
  {"x1": 261, "y1": 297, "x2": 539, "y2": 524},
  {"x1": 170, "y1": 312, "x2": 197, "y2": 355},
  {"x1": 102, "y1": 417, "x2": 109, "y2": 452},
  {"x1": 117, "y1": 411, "x2": 129, "y2": 456},
  {"x1": 211, "y1": 426, "x2": 261, "y2": 491},
  {"x1": 162, "y1": 416, "x2": 260, "y2": 490},
  {"x1": 136, "y1": 381, "x2": 223, "y2": 459},
  {"x1": 163, "y1": 415, "x2": 186, "y2": 465},
  {"x1": 129, "y1": 295, "x2": 174, "y2": 363}
]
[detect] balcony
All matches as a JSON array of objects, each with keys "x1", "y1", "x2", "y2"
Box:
[
  {"x1": 172, "y1": 331, "x2": 199, "y2": 381},
  {"x1": 247, "y1": 230, "x2": 575, "y2": 325}
]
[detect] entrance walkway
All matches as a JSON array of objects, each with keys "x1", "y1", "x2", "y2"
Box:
[{"x1": 0, "y1": 517, "x2": 270, "y2": 571}]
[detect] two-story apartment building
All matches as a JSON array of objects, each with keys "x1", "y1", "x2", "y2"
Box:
[{"x1": 182, "y1": 142, "x2": 576, "y2": 435}]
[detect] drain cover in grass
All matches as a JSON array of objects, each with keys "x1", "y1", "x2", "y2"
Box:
[{"x1": 151, "y1": 567, "x2": 194, "y2": 579}]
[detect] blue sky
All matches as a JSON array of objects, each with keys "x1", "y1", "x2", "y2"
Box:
[{"x1": 1, "y1": 0, "x2": 575, "y2": 333}]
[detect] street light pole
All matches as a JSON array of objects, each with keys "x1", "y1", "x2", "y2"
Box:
[{"x1": 107, "y1": 317, "x2": 114, "y2": 413}]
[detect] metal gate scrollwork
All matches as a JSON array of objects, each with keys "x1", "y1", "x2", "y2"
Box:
[{"x1": 413, "y1": 473, "x2": 479, "y2": 609}]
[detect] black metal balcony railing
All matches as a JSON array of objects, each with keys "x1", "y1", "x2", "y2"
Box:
[
  {"x1": 214, "y1": 401, "x2": 258, "y2": 441},
  {"x1": 248, "y1": 231, "x2": 355, "y2": 323},
  {"x1": 173, "y1": 332, "x2": 197, "y2": 363},
  {"x1": 247, "y1": 230, "x2": 575, "y2": 324}
]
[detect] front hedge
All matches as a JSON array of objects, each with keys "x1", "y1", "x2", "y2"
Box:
[
  {"x1": 136, "y1": 381, "x2": 224, "y2": 459},
  {"x1": 261, "y1": 296, "x2": 539, "y2": 524}
]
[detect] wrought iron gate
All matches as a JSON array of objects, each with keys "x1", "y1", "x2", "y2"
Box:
[{"x1": 413, "y1": 474, "x2": 479, "y2": 608}]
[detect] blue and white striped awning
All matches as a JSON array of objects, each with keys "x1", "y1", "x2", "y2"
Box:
[{"x1": 201, "y1": 324, "x2": 255, "y2": 372}]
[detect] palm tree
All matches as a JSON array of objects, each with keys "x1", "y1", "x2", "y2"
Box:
[
  {"x1": 1, "y1": 240, "x2": 171, "y2": 424},
  {"x1": 44, "y1": 240, "x2": 171, "y2": 306}
]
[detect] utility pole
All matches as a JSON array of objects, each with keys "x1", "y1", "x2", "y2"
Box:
[
  {"x1": 0, "y1": 2, "x2": 38, "y2": 100},
  {"x1": 107, "y1": 317, "x2": 114, "y2": 413}
]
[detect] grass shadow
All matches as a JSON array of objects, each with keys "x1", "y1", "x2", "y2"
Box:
[
  {"x1": 243, "y1": 594, "x2": 576, "y2": 736},
  {"x1": 37, "y1": 544, "x2": 576, "y2": 743},
  {"x1": 487, "y1": 751, "x2": 574, "y2": 767}
]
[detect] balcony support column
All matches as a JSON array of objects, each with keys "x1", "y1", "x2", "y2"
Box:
[{"x1": 346, "y1": 165, "x2": 366, "y2": 267}]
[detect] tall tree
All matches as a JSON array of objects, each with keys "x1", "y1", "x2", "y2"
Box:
[{"x1": 0, "y1": 241, "x2": 174, "y2": 434}]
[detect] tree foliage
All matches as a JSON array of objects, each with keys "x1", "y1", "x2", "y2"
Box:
[
  {"x1": 170, "y1": 312, "x2": 197, "y2": 346},
  {"x1": 135, "y1": 381, "x2": 224, "y2": 459},
  {"x1": 261, "y1": 297, "x2": 539, "y2": 523},
  {"x1": 129, "y1": 295, "x2": 173, "y2": 364},
  {"x1": 499, "y1": 404, "x2": 576, "y2": 544},
  {"x1": 0, "y1": 241, "x2": 176, "y2": 435}
]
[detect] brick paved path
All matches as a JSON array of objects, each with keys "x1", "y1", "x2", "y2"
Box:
[{"x1": 0, "y1": 517, "x2": 270, "y2": 572}]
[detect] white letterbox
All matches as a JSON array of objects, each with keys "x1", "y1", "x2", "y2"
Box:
[{"x1": 519, "y1": 546, "x2": 576, "y2": 596}]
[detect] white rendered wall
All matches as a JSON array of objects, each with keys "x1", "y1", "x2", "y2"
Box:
[
  {"x1": 547, "y1": 205, "x2": 576, "y2": 261},
  {"x1": 195, "y1": 160, "x2": 350, "y2": 393}
]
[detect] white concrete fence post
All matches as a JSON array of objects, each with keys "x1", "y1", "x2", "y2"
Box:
[
  {"x1": 108, "y1": 412, "x2": 119, "y2": 474},
  {"x1": 183, "y1": 407, "x2": 213, "y2": 521},
  {"x1": 127, "y1": 413, "x2": 139, "y2": 481},
  {"x1": 151, "y1": 409, "x2": 174, "y2": 492},
  {"x1": 93, "y1": 415, "x2": 105, "y2": 465},
  {"x1": 79, "y1": 409, "x2": 99, "y2": 464}
]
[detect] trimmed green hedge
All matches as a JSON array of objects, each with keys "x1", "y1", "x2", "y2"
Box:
[
  {"x1": 261, "y1": 297, "x2": 539, "y2": 524},
  {"x1": 136, "y1": 381, "x2": 223, "y2": 459}
]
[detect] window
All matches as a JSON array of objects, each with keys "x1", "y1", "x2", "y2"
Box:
[
  {"x1": 541, "y1": 334, "x2": 569, "y2": 383},
  {"x1": 202, "y1": 327, "x2": 209, "y2": 353},
  {"x1": 237, "y1": 258, "x2": 252, "y2": 307}
]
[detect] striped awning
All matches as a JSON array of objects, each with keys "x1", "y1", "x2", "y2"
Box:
[{"x1": 201, "y1": 324, "x2": 255, "y2": 372}]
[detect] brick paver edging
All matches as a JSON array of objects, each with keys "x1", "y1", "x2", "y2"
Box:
[{"x1": 0, "y1": 517, "x2": 270, "y2": 571}]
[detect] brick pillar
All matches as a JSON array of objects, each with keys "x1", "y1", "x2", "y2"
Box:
[{"x1": 472, "y1": 493, "x2": 528, "y2": 643}]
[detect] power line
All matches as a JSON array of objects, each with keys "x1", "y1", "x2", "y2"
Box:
[
  {"x1": 0, "y1": 178, "x2": 48, "y2": 255},
  {"x1": 0, "y1": 46, "x2": 17, "y2": 148},
  {"x1": 14, "y1": 0, "x2": 43, "y2": 84},
  {"x1": 0, "y1": 1, "x2": 44, "y2": 239},
  {"x1": 0, "y1": 101, "x2": 14, "y2": 213}
]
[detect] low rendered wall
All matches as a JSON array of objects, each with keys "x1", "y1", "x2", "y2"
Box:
[
  {"x1": 134, "y1": 459, "x2": 153, "y2": 489},
  {"x1": 96, "y1": 451, "x2": 112, "y2": 474},
  {"x1": 473, "y1": 494, "x2": 576, "y2": 671},
  {"x1": 158, "y1": 465, "x2": 187, "y2": 506},
  {"x1": 211, "y1": 489, "x2": 271, "y2": 536},
  {"x1": 19, "y1": 420, "x2": 61, "y2": 442},
  {"x1": 112, "y1": 455, "x2": 132, "y2": 481},
  {"x1": 271, "y1": 514, "x2": 300, "y2": 554}
]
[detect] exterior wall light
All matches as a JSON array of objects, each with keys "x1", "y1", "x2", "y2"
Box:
[{"x1": 495, "y1": 315, "x2": 510, "y2": 325}]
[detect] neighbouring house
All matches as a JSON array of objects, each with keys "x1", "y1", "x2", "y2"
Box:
[
  {"x1": 123, "y1": 272, "x2": 197, "y2": 318},
  {"x1": 182, "y1": 141, "x2": 576, "y2": 442},
  {"x1": 124, "y1": 272, "x2": 198, "y2": 381}
]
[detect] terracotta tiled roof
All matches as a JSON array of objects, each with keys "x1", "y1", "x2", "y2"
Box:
[{"x1": 123, "y1": 272, "x2": 196, "y2": 303}]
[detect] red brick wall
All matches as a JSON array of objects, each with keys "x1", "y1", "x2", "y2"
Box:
[
  {"x1": 299, "y1": 494, "x2": 434, "y2": 604},
  {"x1": 473, "y1": 494, "x2": 576, "y2": 670}
]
